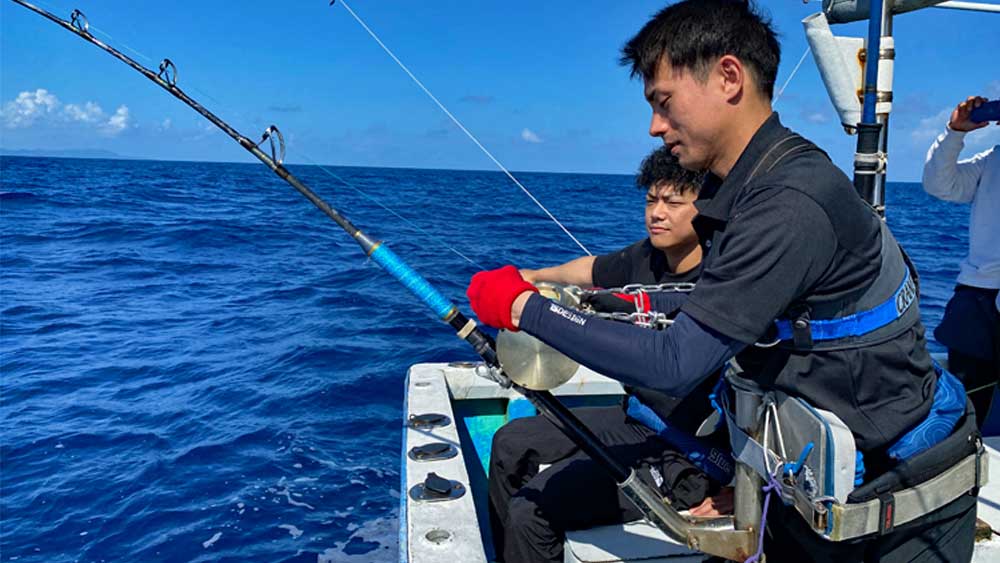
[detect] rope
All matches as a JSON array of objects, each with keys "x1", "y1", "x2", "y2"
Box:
[
  {"x1": 335, "y1": 0, "x2": 592, "y2": 256},
  {"x1": 965, "y1": 380, "x2": 997, "y2": 395},
  {"x1": 745, "y1": 472, "x2": 781, "y2": 563}
]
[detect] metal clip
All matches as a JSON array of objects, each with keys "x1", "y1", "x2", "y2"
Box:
[
  {"x1": 257, "y1": 125, "x2": 285, "y2": 165},
  {"x1": 70, "y1": 9, "x2": 89, "y2": 33},
  {"x1": 474, "y1": 363, "x2": 512, "y2": 388},
  {"x1": 157, "y1": 59, "x2": 178, "y2": 87}
]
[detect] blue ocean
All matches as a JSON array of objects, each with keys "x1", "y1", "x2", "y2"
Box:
[{"x1": 0, "y1": 155, "x2": 969, "y2": 562}]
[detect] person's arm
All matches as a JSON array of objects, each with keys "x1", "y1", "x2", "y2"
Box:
[
  {"x1": 520, "y1": 256, "x2": 596, "y2": 286},
  {"x1": 922, "y1": 96, "x2": 992, "y2": 203},
  {"x1": 516, "y1": 297, "x2": 745, "y2": 397},
  {"x1": 493, "y1": 189, "x2": 834, "y2": 395}
]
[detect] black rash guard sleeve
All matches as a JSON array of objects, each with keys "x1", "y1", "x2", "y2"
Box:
[{"x1": 518, "y1": 293, "x2": 746, "y2": 397}]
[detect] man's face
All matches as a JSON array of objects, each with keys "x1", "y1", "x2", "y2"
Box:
[
  {"x1": 645, "y1": 182, "x2": 699, "y2": 251},
  {"x1": 644, "y1": 59, "x2": 726, "y2": 171}
]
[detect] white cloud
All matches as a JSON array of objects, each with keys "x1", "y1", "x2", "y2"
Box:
[
  {"x1": 909, "y1": 104, "x2": 999, "y2": 156},
  {"x1": 2, "y1": 88, "x2": 59, "y2": 128},
  {"x1": 965, "y1": 124, "x2": 1000, "y2": 154},
  {"x1": 521, "y1": 128, "x2": 542, "y2": 143},
  {"x1": 185, "y1": 121, "x2": 220, "y2": 141},
  {"x1": 1, "y1": 89, "x2": 129, "y2": 137},
  {"x1": 910, "y1": 107, "x2": 951, "y2": 145},
  {"x1": 805, "y1": 112, "x2": 829, "y2": 124},
  {"x1": 160, "y1": 118, "x2": 172, "y2": 130},
  {"x1": 100, "y1": 105, "x2": 130, "y2": 136},
  {"x1": 64, "y1": 101, "x2": 104, "y2": 123}
]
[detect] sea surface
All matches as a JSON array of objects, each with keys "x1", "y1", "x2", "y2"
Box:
[{"x1": 0, "y1": 156, "x2": 970, "y2": 562}]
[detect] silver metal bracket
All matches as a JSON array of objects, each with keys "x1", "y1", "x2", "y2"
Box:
[
  {"x1": 853, "y1": 151, "x2": 887, "y2": 174},
  {"x1": 408, "y1": 442, "x2": 458, "y2": 462},
  {"x1": 407, "y1": 413, "x2": 451, "y2": 429},
  {"x1": 409, "y1": 472, "x2": 466, "y2": 503}
]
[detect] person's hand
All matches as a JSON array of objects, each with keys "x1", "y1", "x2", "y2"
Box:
[
  {"x1": 688, "y1": 486, "x2": 734, "y2": 517},
  {"x1": 580, "y1": 291, "x2": 651, "y2": 315},
  {"x1": 467, "y1": 265, "x2": 538, "y2": 331},
  {"x1": 948, "y1": 96, "x2": 990, "y2": 133},
  {"x1": 519, "y1": 268, "x2": 539, "y2": 284}
]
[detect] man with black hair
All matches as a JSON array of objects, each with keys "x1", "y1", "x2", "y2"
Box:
[
  {"x1": 520, "y1": 145, "x2": 704, "y2": 288},
  {"x1": 487, "y1": 146, "x2": 729, "y2": 563},
  {"x1": 467, "y1": 1, "x2": 978, "y2": 561}
]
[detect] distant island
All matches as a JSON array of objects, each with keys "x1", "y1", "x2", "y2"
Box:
[{"x1": 0, "y1": 148, "x2": 136, "y2": 160}]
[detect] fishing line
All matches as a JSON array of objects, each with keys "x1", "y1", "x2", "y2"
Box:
[
  {"x1": 333, "y1": 0, "x2": 593, "y2": 256},
  {"x1": 20, "y1": 0, "x2": 482, "y2": 270},
  {"x1": 295, "y1": 153, "x2": 486, "y2": 269}
]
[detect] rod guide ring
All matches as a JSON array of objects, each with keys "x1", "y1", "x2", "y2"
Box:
[
  {"x1": 257, "y1": 125, "x2": 286, "y2": 165},
  {"x1": 70, "y1": 9, "x2": 88, "y2": 32},
  {"x1": 158, "y1": 59, "x2": 178, "y2": 87}
]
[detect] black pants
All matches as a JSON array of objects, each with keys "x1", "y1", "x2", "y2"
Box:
[
  {"x1": 936, "y1": 285, "x2": 1000, "y2": 429},
  {"x1": 950, "y1": 349, "x2": 997, "y2": 428},
  {"x1": 487, "y1": 405, "x2": 712, "y2": 563}
]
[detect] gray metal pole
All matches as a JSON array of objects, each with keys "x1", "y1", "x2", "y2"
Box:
[
  {"x1": 873, "y1": 1, "x2": 896, "y2": 214},
  {"x1": 731, "y1": 375, "x2": 765, "y2": 534}
]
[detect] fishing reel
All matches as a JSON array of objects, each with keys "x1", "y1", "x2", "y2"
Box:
[{"x1": 495, "y1": 283, "x2": 581, "y2": 391}]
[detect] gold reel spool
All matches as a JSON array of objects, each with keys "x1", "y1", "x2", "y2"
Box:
[{"x1": 496, "y1": 283, "x2": 581, "y2": 390}]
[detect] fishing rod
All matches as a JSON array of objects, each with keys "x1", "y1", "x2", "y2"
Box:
[{"x1": 9, "y1": 0, "x2": 744, "y2": 555}]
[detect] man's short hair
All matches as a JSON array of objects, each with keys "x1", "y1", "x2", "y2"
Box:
[
  {"x1": 620, "y1": 0, "x2": 781, "y2": 100},
  {"x1": 637, "y1": 145, "x2": 704, "y2": 195}
]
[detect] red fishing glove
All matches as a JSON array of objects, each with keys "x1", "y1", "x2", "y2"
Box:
[{"x1": 466, "y1": 265, "x2": 538, "y2": 331}]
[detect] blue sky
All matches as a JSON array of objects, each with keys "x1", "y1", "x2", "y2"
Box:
[{"x1": 2, "y1": 0, "x2": 998, "y2": 180}]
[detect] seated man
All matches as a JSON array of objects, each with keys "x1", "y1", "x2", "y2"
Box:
[{"x1": 488, "y1": 146, "x2": 729, "y2": 563}]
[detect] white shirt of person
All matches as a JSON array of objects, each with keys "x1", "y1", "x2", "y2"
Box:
[{"x1": 922, "y1": 126, "x2": 1000, "y2": 312}]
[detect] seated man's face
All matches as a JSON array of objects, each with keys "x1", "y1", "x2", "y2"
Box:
[{"x1": 645, "y1": 182, "x2": 699, "y2": 251}]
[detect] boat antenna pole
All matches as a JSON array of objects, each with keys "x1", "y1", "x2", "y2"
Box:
[
  {"x1": 9, "y1": 0, "x2": 716, "y2": 552},
  {"x1": 853, "y1": 0, "x2": 893, "y2": 215}
]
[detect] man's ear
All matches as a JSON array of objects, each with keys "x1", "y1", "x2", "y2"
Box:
[{"x1": 716, "y1": 55, "x2": 745, "y2": 104}]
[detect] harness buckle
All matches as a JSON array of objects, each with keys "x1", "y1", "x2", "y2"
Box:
[
  {"x1": 791, "y1": 308, "x2": 814, "y2": 348},
  {"x1": 877, "y1": 493, "x2": 895, "y2": 534}
]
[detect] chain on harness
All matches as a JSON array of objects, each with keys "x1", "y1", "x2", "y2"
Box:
[{"x1": 577, "y1": 282, "x2": 695, "y2": 329}]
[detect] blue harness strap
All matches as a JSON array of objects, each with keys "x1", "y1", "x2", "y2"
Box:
[
  {"x1": 774, "y1": 267, "x2": 916, "y2": 342},
  {"x1": 886, "y1": 363, "x2": 965, "y2": 461},
  {"x1": 626, "y1": 396, "x2": 734, "y2": 484}
]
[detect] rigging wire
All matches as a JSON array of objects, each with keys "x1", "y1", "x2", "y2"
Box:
[
  {"x1": 774, "y1": 46, "x2": 812, "y2": 106},
  {"x1": 333, "y1": 0, "x2": 593, "y2": 256}
]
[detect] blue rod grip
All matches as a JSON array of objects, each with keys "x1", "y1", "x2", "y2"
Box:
[{"x1": 369, "y1": 243, "x2": 456, "y2": 320}]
